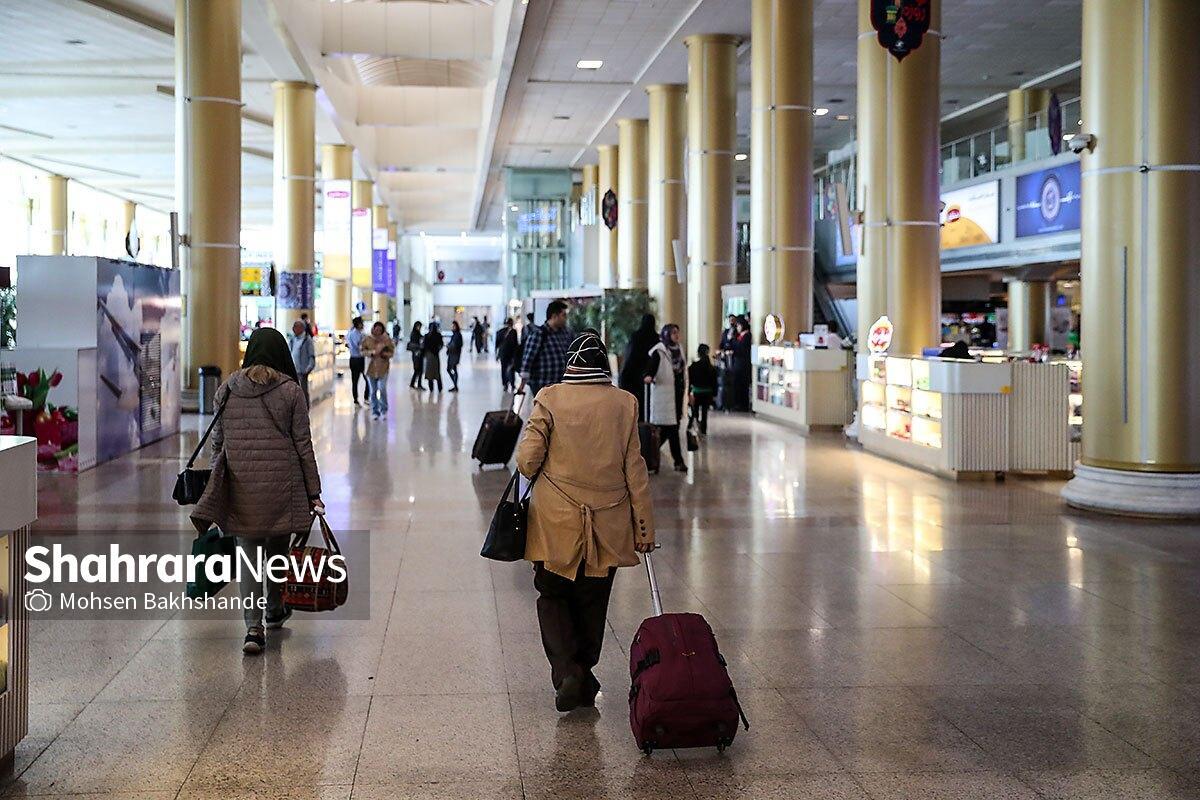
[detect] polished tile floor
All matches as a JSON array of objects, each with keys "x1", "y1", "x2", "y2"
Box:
[{"x1": 12, "y1": 356, "x2": 1200, "y2": 799}]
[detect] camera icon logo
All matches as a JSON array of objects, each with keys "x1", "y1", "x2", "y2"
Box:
[{"x1": 25, "y1": 589, "x2": 52, "y2": 613}]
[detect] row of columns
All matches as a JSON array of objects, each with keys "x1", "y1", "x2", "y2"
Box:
[{"x1": 43, "y1": 177, "x2": 138, "y2": 258}]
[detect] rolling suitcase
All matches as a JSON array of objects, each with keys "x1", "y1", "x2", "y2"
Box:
[
  {"x1": 472, "y1": 393, "x2": 524, "y2": 468},
  {"x1": 639, "y1": 385, "x2": 661, "y2": 474},
  {"x1": 629, "y1": 551, "x2": 749, "y2": 755}
]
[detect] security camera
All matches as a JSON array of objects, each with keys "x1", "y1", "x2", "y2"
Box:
[{"x1": 1066, "y1": 133, "x2": 1095, "y2": 154}]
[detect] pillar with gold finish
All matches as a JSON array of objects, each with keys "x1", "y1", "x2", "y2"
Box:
[
  {"x1": 272, "y1": 81, "x2": 316, "y2": 332},
  {"x1": 48, "y1": 175, "x2": 68, "y2": 255},
  {"x1": 321, "y1": 143, "x2": 353, "y2": 331},
  {"x1": 685, "y1": 33, "x2": 739, "y2": 351},
  {"x1": 885, "y1": 2, "x2": 941, "y2": 357},
  {"x1": 1006, "y1": 279, "x2": 1051, "y2": 351},
  {"x1": 751, "y1": 0, "x2": 814, "y2": 344},
  {"x1": 647, "y1": 84, "x2": 687, "y2": 328},
  {"x1": 1063, "y1": 0, "x2": 1200, "y2": 516},
  {"x1": 597, "y1": 144, "x2": 619, "y2": 290},
  {"x1": 856, "y1": 0, "x2": 889, "y2": 350},
  {"x1": 122, "y1": 200, "x2": 136, "y2": 246},
  {"x1": 1007, "y1": 88, "x2": 1050, "y2": 163},
  {"x1": 617, "y1": 118, "x2": 649, "y2": 290},
  {"x1": 176, "y1": 0, "x2": 242, "y2": 387},
  {"x1": 580, "y1": 164, "x2": 600, "y2": 287}
]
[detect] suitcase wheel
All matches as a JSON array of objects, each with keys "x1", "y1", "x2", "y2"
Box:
[{"x1": 641, "y1": 741, "x2": 655, "y2": 757}]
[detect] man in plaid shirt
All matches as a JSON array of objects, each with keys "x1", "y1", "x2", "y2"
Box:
[{"x1": 517, "y1": 300, "x2": 573, "y2": 398}]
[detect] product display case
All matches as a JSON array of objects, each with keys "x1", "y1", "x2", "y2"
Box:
[
  {"x1": 309, "y1": 335, "x2": 335, "y2": 404},
  {"x1": 0, "y1": 436, "x2": 33, "y2": 771},
  {"x1": 754, "y1": 346, "x2": 852, "y2": 434}
]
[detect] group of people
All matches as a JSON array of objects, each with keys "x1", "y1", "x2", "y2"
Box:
[
  {"x1": 344, "y1": 316, "x2": 398, "y2": 419},
  {"x1": 719, "y1": 314, "x2": 754, "y2": 413}
]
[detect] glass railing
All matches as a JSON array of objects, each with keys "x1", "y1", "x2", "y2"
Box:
[{"x1": 940, "y1": 96, "x2": 1081, "y2": 183}]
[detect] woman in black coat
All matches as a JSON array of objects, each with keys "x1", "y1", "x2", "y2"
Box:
[
  {"x1": 407, "y1": 322, "x2": 425, "y2": 390},
  {"x1": 446, "y1": 321, "x2": 465, "y2": 392},
  {"x1": 618, "y1": 313, "x2": 658, "y2": 418}
]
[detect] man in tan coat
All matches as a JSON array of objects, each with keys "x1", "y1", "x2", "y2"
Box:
[{"x1": 516, "y1": 332, "x2": 655, "y2": 712}]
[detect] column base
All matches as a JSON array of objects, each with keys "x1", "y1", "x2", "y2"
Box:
[{"x1": 1062, "y1": 463, "x2": 1200, "y2": 518}]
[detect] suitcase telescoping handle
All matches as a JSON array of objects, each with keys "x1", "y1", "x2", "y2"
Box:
[{"x1": 644, "y1": 549, "x2": 663, "y2": 617}]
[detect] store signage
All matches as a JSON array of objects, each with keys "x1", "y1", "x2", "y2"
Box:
[
  {"x1": 371, "y1": 227, "x2": 389, "y2": 294},
  {"x1": 385, "y1": 240, "x2": 397, "y2": 296},
  {"x1": 1048, "y1": 93, "x2": 1063, "y2": 156},
  {"x1": 870, "y1": 0, "x2": 932, "y2": 62},
  {"x1": 601, "y1": 188, "x2": 618, "y2": 230},
  {"x1": 351, "y1": 207, "x2": 371, "y2": 289},
  {"x1": 868, "y1": 315, "x2": 894, "y2": 353},
  {"x1": 763, "y1": 314, "x2": 784, "y2": 344},
  {"x1": 1015, "y1": 163, "x2": 1082, "y2": 238},
  {"x1": 940, "y1": 181, "x2": 999, "y2": 250},
  {"x1": 517, "y1": 206, "x2": 559, "y2": 235},
  {"x1": 322, "y1": 180, "x2": 351, "y2": 280},
  {"x1": 814, "y1": 324, "x2": 830, "y2": 349}
]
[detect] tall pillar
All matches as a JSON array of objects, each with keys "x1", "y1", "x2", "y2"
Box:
[
  {"x1": 48, "y1": 174, "x2": 67, "y2": 255},
  {"x1": 685, "y1": 34, "x2": 739, "y2": 351},
  {"x1": 122, "y1": 200, "x2": 136, "y2": 240},
  {"x1": 580, "y1": 164, "x2": 600, "y2": 287},
  {"x1": 1063, "y1": 0, "x2": 1200, "y2": 517},
  {"x1": 856, "y1": 0, "x2": 889, "y2": 350},
  {"x1": 321, "y1": 143, "x2": 353, "y2": 331},
  {"x1": 1007, "y1": 88, "x2": 1050, "y2": 163},
  {"x1": 597, "y1": 144, "x2": 619, "y2": 290},
  {"x1": 372, "y1": 204, "x2": 389, "y2": 322},
  {"x1": 1007, "y1": 279, "x2": 1051, "y2": 351},
  {"x1": 176, "y1": 0, "x2": 242, "y2": 388},
  {"x1": 751, "y1": 0, "x2": 813, "y2": 344},
  {"x1": 885, "y1": 2, "x2": 941, "y2": 356},
  {"x1": 352, "y1": 179, "x2": 374, "y2": 317},
  {"x1": 272, "y1": 80, "x2": 316, "y2": 332},
  {"x1": 617, "y1": 118, "x2": 649, "y2": 290},
  {"x1": 647, "y1": 84, "x2": 687, "y2": 328}
]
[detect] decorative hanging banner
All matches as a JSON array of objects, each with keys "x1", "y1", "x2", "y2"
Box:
[
  {"x1": 601, "y1": 188, "x2": 618, "y2": 230},
  {"x1": 1048, "y1": 93, "x2": 1063, "y2": 155},
  {"x1": 371, "y1": 227, "x2": 389, "y2": 294},
  {"x1": 276, "y1": 271, "x2": 314, "y2": 310},
  {"x1": 870, "y1": 0, "x2": 932, "y2": 62}
]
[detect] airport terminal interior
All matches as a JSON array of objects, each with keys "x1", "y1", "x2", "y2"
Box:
[{"x1": 1, "y1": 0, "x2": 1199, "y2": 798}]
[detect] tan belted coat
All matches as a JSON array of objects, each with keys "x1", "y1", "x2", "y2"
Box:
[{"x1": 515, "y1": 382, "x2": 655, "y2": 580}]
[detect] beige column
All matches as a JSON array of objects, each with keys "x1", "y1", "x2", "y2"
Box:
[
  {"x1": 272, "y1": 81, "x2": 316, "y2": 331},
  {"x1": 856, "y1": 0, "x2": 889, "y2": 350},
  {"x1": 885, "y1": 2, "x2": 941, "y2": 356},
  {"x1": 1006, "y1": 279, "x2": 1051, "y2": 351},
  {"x1": 751, "y1": 0, "x2": 814, "y2": 344},
  {"x1": 597, "y1": 144, "x2": 619, "y2": 289},
  {"x1": 685, "y1": 34, "x2": 740, "y2": 351},
  {"x1": 647, "y1": 84, "x2": 687, "y2": 328},
  {"x1": 177, "y1": 0, "x2": 242, "y2": 387},
  {"x1": 1007, "y1": 88, "x2": 1050, "y2": 163},
  {"x1": 580, "y1": 164, "x2": 600, "y2": 286},
  {"x1": 1063, "y1": 0, "x2": 1200, "y2": 516},
  {"x1": 321, "y1": 143, "x2": 353, "y2": 331},
  {"x1": 48, "y1": 174, "x2": 67, "y2": 255},
  {"x1": 372, "y1": 204, "x2": 389, "y2": 322},
  {"x1": 617, "y1": 118, "x2": 649, "y2": 290},
  {"x1": 122, "y1": 200, "x2": 136, "y2": 240}
]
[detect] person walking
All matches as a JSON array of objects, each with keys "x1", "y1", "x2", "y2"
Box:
[
  {"x1": 446, "y1": 320, "x2": 464, "y2": 392},
  {"x1": 190, "y1": 328, "x2": 323, "y2": 655},
  {"x1": 514, "y1": 332, "x2": 655, "y2": 711},
  {"x1": 517, "y1": 300, "x2": 573, "y2": 398},
  {"x1": 618, "y1": 313, "x2": 658, "y2": 417},
  {"x1": 346, "y1": 316, "x2": 369, "y2": 407},
  {"x1": 470, "y1": 316, "x2": 485, "y2": 355},
  {"x1": 688, "y1": 343, "x2": 718, "y2": 435},
  {"x1": 644, "y1": 323, "x2": 688, "y2": 472},
  {"x1": 496, "y1": 318, "x2": 519, "y2": 392},
  {"x1": 423, "y1": 321, "x2": 445, "y2": 392},
  {"x1": 481, "y1": 315, "x2": 491, "y2": 353},
  {"x1": 288, "y1": 319, "x2": 316, "y2": 406},
  {"x1": 407, "y1": 321, "x2": 425, "y2": 390},
  {"x1": 362, "y1": 321, "x2": 395, "y2": 419}
]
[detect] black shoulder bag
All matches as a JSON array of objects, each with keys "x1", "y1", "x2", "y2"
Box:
[
  {"x1": 172, "y1": 401, "x2": 226, "y2": 506},
  {"x1": 480, "y1": 471, "x2": 536, "y2": 562}
]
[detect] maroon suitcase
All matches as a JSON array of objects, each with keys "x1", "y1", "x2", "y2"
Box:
[{"x1": 629, "y1": 552, "x2": 748, "y2": 755}]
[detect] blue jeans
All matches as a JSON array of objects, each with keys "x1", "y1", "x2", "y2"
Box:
[{"x1": 367, "y1": 375, "x2": 388, "y2": 415}]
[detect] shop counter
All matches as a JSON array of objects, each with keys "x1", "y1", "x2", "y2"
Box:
[
  {"x1": 754, "y1": 346, "x2": 853, "y2": 434},
  {"x1": 857, "y1": 354, "x2": 1072, "y2": 479},
  {"x1": 0, "y1": 436, "x2": 33, "y2": 772},
  {"x1": 309, "y1": 336, "x2": 335, "y2": 404}
]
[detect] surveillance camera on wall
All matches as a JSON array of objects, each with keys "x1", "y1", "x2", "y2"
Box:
[{"x1": 1067, "y1": 133, "x2": 1095, "y2": 154}]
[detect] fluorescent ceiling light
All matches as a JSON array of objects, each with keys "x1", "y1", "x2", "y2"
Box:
[
  {"x1": 835, "y1": 114, "x2": 851, "y2": 121},
  {"x1": 813, "y1": 107, "x2": 830, "y2": 117},
  {"x1": 576, "y1": 60, "x2": 604, "y2": 70},
  {"x1": 734, "y1": 153, "x2": 748, "y2": 161}
]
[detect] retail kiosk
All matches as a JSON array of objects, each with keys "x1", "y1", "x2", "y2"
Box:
[
  {"x1": 0, "y1": 436, "x2": 33, "y2": 771},
  {"x1": 754, "y1": 345, "x2": 853, "y2": 434}
]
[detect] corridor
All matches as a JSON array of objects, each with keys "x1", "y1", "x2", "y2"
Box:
[{"x1": 15, "y1": 356, "x2": 1200, "y2": 800}]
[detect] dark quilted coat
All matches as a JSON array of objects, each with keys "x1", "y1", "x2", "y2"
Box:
[{"x1": 190, "y1": 366, "x2": 321, "y2": 537}]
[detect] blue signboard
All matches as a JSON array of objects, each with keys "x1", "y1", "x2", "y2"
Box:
[
  {"x1": 1015, "y1": 162, "x2": 1082, "y2": 238},
  {"x1": 371, "y1": 247, "x2": 388, "y2": 293}
]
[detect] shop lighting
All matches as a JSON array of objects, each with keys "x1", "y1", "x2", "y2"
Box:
[
  {"x1": 813, "y1": 107, "x2": 830, "y2": 117},
  {"x1": 734, "y1": 153, "x2": 748, "y2": 161},
  {"x1": 510, "y1": 204, "x2": 519, "y2": 212},
  {"x1": 576, "y1": 60, "x2": 604, "y2": 70}
]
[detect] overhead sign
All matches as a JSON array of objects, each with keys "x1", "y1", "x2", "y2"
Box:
[
  {"x1": 322, "y1": 180, "x2": 351, "y2": 280},
  {"x1": 868, "y1": 315, "x2": 894, "y2": 353},
  {"x1": 763, "y1": 314, "x2": 784, "y2": 344},
  {"x1": 371, "y1": 227, "x2": 389, "y2": 294},
  {"x1": 1015, "y1": 163, "x2": 1082, "y2": 238},
  {"x1": 1048, "y1": 93, "x2": 1063, "y2": 156},
  {"x1": 871, "y1": 0, "x2": 932, "y2": 62},
  {"x1": 940, "y1": 181, "x2": 999, "y2": 250}
]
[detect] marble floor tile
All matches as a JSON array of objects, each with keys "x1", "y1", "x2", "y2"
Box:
[{"x1": 853, "y1": 770, "x2": 1041, "y2": 799}]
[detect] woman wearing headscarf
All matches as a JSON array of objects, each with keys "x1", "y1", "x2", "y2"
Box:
[
  {"x1": 643, "y1": 323, "x2": 687, "y2": 472},
  {"x1": 515, "y1": 332, "x2": 656, "y2": 712},
  {"x1": 362, "y1": 321, "x2": 396, "y2": 419},
  {"x1": 423, "y1": 321, "x2": 445, "y2": 392},
  {"x1": 618, "y1": 313, "x2": 658, "y2": 418},
  {"x1": 407, "y1": 321, "x2": 425, "y2": 390},
  {"x1": 191, "y1": 327, "x2": 323, "y2": 656}
]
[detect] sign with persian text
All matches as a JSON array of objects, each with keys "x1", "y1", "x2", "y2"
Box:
[{"x1": 871, "y1": 0, "x2": 932, "y2": 62}]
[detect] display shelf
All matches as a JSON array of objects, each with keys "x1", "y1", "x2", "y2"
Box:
[
  {"x1": 753, "y1": 345, "x2": 851, "y2": 434},
  {"x1": 0, "y1": 436, "x2": 33, "y2": 769}
]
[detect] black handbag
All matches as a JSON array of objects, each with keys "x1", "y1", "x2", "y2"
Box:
[
  {"x1": 172, "y1": 401, "x2": 226, "y2": 506},
  {"x1": 686, "y1": 419, "x2": 700, "y2": 452},
  {"x1": 480, "y1": 471, "x2": 535, "y2": 562}
]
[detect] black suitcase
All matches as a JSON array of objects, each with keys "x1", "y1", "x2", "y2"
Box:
[
  {"x1": 473, "y1": 394, "x2": 525, "y2": 467},
  {"x1": 639, "y1": 386, "x2": 661, "y2": 474}
]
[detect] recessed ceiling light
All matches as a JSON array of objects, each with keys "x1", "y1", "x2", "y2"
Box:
[
  {"x1": 65, "y1": 39, "x2": 87, "y2": 45},
  {"x1": 813, "y1": 107, "x2": 830, "y2": 117},
  {"x1": 576, "y1": 60, "x2": 604, "y2": 70},
  {"x1": 553, "y1": 114, "x2": 571, "y2": 121},
  {"x1": 835, "y1": 114, "x2": 851, "y2": 121},
  {"x1": 734, "y1": 153, "x2": 748, "y2": 161}
]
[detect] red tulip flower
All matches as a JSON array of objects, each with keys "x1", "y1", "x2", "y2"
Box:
[
  {"x1": 49, "y1": 370, "x2": 63, "y2": 387},
  {"x1": 27, "y1": 371, "x2": 39, "y2": 388}
]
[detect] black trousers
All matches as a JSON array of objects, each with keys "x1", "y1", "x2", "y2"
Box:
[
  {"x1": 410, "y1": 353, "x2": 424, "y2": 387},
  {"x1": 656, "y1": 424, "x2": 685, "y2": 466},
  {"x1": 534, "y1": 563, "x2": 616, "y2": 691},
  {"x1": 349, "y1": 356, "x2": 368, "y2": 402},
  {"x1": 690, "y1": 400, "x2": 711, "y2": 434},
  {"x1": 447, "y1": 357, "x2": 460, "y2": 390}
]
